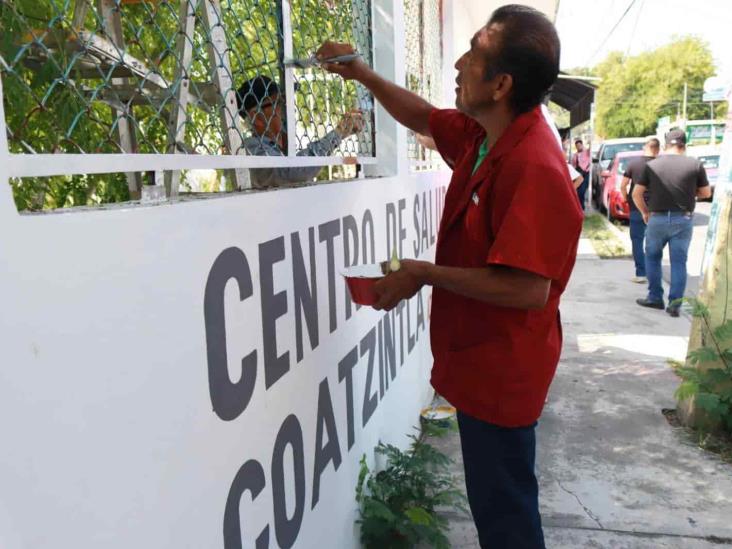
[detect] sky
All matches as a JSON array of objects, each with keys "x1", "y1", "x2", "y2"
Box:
[{"x1": 555, "y1": 0, "x2": 732, "y2": 82}]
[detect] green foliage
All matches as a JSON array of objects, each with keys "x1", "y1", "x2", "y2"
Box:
[
  {"x1": 1, "y1": 0, "x2": 371, "y2": 211},
  {"x1": 675, "y1": 298, "x2": 732, "y2": 432},
  {"x1": 355, "y1": 429, "x2": 467, "y2": 549},
  {"x1": 582, "y1": 214, "x2": 631, "y2": 258},
  {"x1": 593, "y1": 36, "x2": 726, "y2": 138}
]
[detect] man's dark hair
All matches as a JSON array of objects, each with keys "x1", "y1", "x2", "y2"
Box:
[
  {"x1": 575, "y1": 139, "x2": 583, "y2": 145},
  {"x1": 645, "y1": 137, "x2": 660, "y2": 151},
  {"x1": 485, "y1": 5, "x2": 560, "y2": 114},
  {"x1": 236, "y1": 75, "x2": 280, "y2": 116}
]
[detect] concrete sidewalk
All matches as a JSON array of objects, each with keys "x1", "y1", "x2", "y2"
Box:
[{"x1": 440, "y1": 240, "x2": 732, "y2": 548}]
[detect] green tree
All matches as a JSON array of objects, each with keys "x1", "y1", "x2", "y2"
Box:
[{"x1": 594, "y1": 36, "x2": 727, "y2": 138}]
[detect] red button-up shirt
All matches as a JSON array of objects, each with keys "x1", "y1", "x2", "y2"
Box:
[{"x1": 428, "y1": 107, "x2": 583, "y2": 427}]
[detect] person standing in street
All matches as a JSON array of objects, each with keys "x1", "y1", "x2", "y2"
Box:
[
  {"x1": 317, "y1": 5, "x2": 582, "y2": 548},
  {"x1": 633, "y1": 129, "x2": 711, "y2": 317},
  {"x1": 571, "y1": 138, "x2": 591, "y2": 209},
  {"x1": 620, "y1": 137, "x2": 660, "y2": 283}
]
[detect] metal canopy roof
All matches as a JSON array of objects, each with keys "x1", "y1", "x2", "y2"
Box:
[{"x1": 550, "y1": 73, "x2": 597, "y2": 128}]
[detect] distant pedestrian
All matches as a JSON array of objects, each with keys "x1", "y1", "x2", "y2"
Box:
[
  {"x1": 632, "y1": 129, "x2": 711, "y2": 317},
  {"x1": 620, "y1": 137, "x2": 660, "y2": 283},
  {"x1": 568, "y1": 162, "x2": 584, "y2": 189},
  {"x1": 571, "y1": 138, "x2": 591, "y2": 209}
]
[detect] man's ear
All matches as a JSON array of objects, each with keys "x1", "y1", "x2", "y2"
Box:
[{"x1": 492, "y1": 73, "x2": 513, "y2": 102}]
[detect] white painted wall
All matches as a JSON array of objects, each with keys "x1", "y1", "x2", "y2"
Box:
[{"x1": 0, "y1": 172, "x2": 448, "y2": 549}]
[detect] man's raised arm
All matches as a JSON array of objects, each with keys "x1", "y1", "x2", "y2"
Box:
[{"x1": 316, "y1": 41, "x2": 435, "y2": 136}]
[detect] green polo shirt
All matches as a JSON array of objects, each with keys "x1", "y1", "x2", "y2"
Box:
[{"x1": 472, "y1": 138, "x2": 489, "y2": 175}]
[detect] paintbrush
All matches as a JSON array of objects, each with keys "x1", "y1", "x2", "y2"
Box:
[{"x1": 283, "y1": 53, "x2": 362, "y2": 69}]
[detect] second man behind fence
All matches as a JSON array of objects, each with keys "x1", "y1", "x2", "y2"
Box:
[{"x1": 236, "y1": 75, "x2": 364, "y2": 188}]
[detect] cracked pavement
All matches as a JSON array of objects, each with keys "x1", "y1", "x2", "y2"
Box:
[{"x1": 436, "y1": 234, "x2": 732, "y2": 548}]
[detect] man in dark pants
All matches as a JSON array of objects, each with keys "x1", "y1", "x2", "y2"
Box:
[
  {"x1": 318, "y1": 5, "x2": 582, "y2": 547},
  {"x1": 620, "y1": 137, "x2": 660, "y2": 283},
  {"x1": 571, "y1": 138, "x2": 591, "y2": 209},
  {"x1": 633, "y1": 129, "x2": 711, "y2": 317}
]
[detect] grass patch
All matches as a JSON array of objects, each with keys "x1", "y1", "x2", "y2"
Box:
[
  {"x1": 662, "y1": 408, "x2": 732, "y2": 466},
  {"x1": 582, "y1": 214, "x2": 631, "y2": 258}
]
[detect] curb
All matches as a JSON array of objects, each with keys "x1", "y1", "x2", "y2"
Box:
[{"x1": 584, "y1": 212, "x2": 632, "y2": 258}]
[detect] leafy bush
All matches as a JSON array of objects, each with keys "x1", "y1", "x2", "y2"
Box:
[
  {"x1": 355, "y1": 425, "x2": 467, "y2": 549},
  {"x1": 674, "y1": 298, "x2": 732, "y2": 432}
]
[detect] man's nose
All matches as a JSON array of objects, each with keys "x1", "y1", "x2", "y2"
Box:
[{"x1": 455, "y1": 53, "x2": 466, "y2": 71}]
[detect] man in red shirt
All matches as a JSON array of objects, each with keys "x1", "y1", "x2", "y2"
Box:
[{"x1": 318, "y1": 5, "x2": 582, "y2": 547}]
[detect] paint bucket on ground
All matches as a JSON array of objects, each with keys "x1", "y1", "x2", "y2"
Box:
[{"x1": 420, "y1": 404, "x2": 457, "y2": 429}]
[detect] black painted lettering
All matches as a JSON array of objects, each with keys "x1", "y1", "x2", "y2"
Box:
[
  {"x1": 413, "y1": 193, "x2": 421, "y2": 257},
  {"x1": 384, "y1": 311, "x2": 397, "y2": 380},
  {"x1": 319, "y1": 219, "x2": 341, "y2": 334},
  {"x1": 362, "y1": 209, "x2": 376, "y2": 264},
  {"x1": 342, "y1": 215, "x2": 361, "y2": 319},
  {"x1": 397, "y1": 198, "x2": 407, "y2": 258},
  {"x1": 396, "y1": 301, "x2": 406, "y2": 366},
  {"x1": 421, "y1": 193, "x2": 429, "y2": 254},
  {"x1": 338, "y1": 346, "x2": 359, "y2": 450},
  {"x1": 223, "y1": 459, "x2": 270, "y2": 549},
  {"x1": 429, "y1": 189, "x2": 436, "y2": 246},
  {"x1": 291, "y1": 228, "x2": 319, "y2": 363},
  {"x1": 271, "y1": 415, "x2": 306, "y2": 549},
  {"x1": 204, "y1": 247, "x2": 258, "y2": 421},
  {"x1": 360, "y1": 327, "x2": 378, "y2": 427},
  {"x1": 417, "y1": 289, "x2": 426, "y2": 338},
  {"x1": 378, "y1": 318, "x2": 385, "y2": 397},
  {"x1": 385, "y1": 202, "x2": 397, "y2": 258},
  {"x1": 312, "y1": 378, "x2": 342, "y2": 509},
  {"x1": 260, "y1": 237, "x2": 290, "y2": 389},
  {"x1": 407, "y1": 297, "x2": 416, "y2": 353}
]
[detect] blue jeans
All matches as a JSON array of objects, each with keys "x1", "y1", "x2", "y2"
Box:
[
  {"x1": 457, "y1": 411, "x2": 545, "y2": 549},
  {"x1": 645, "y1": 212, "x2": 694, "y2": 305},
  {"x1": 629, "y1": 210, "x2": 647, "y2": 277},
  {"x1": 576, "y1": 172, "x2": 589, "y2": 209}
]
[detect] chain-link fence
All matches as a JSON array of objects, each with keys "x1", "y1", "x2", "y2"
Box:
[
  {"x1": 0, "y1": 0, "x2": 374, "y2": 210},
  {"x1": 404, "y1": 0, "x2": 441, "y2": 170}
]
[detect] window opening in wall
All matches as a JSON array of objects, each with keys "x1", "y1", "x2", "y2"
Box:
[
  {"x1": 0, "y1": 0, "x2": 375, "y2": 212},
  {"x1": 404, "y1": 0, "x2": 442, "y2": 171}
]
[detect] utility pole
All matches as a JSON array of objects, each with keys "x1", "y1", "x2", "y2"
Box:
[{"x1": 682, "y1": 81, "x2": 688, "y2": 126}]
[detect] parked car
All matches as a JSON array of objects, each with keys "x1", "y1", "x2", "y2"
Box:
[
  {"x1": 600, "y1": 150, "x2": 645, "y2": 221},
  {"x1": 688, "y1": 145, "x2": 721, "y2": 197},
  {"x1": 592, "y1": 138, "x2": 646, "y2": 209}
]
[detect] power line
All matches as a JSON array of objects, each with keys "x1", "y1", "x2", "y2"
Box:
[
  {"x1": 624, "y1": 0, "x2": 645, "y2": 59},
  {"x1": 586, "y1": 0, "x2": 639, "y2": 66}
]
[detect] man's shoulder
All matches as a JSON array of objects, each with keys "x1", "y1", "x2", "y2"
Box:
[
  {"x1": 628, "y1": 155, "x2": 651, "y2": 171},
  {"x1": 501, "y1": 140, "x2": 567, "y2": 187},
  {"x1": 243, "y1": 135, "x2": 283, "y2": 156},
  {"x1": 431, "y1": 108, "x2": 483, "y2": 135},
  {"x1": 650, "y1": 154, "x2": 699, "y2": 170},
  {"x1": 509, "y1": 121, "x2": 566, "y2": 172}
]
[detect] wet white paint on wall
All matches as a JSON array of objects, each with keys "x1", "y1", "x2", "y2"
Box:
[{"x1": 0, "y1": 173, "x2": 449, "y2": 548}]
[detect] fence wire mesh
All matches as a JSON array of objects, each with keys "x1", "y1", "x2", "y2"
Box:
[
  {"x1": 404, "y1": 0, "x2": 441, "y2": 169},
  {"x1": 0, "y1": 0, "x2": 374, "y2": 209}
]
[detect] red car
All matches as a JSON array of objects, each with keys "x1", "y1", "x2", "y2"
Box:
[{"x1": 600, "y1": 150, "x2": 645, "y2": 221}]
